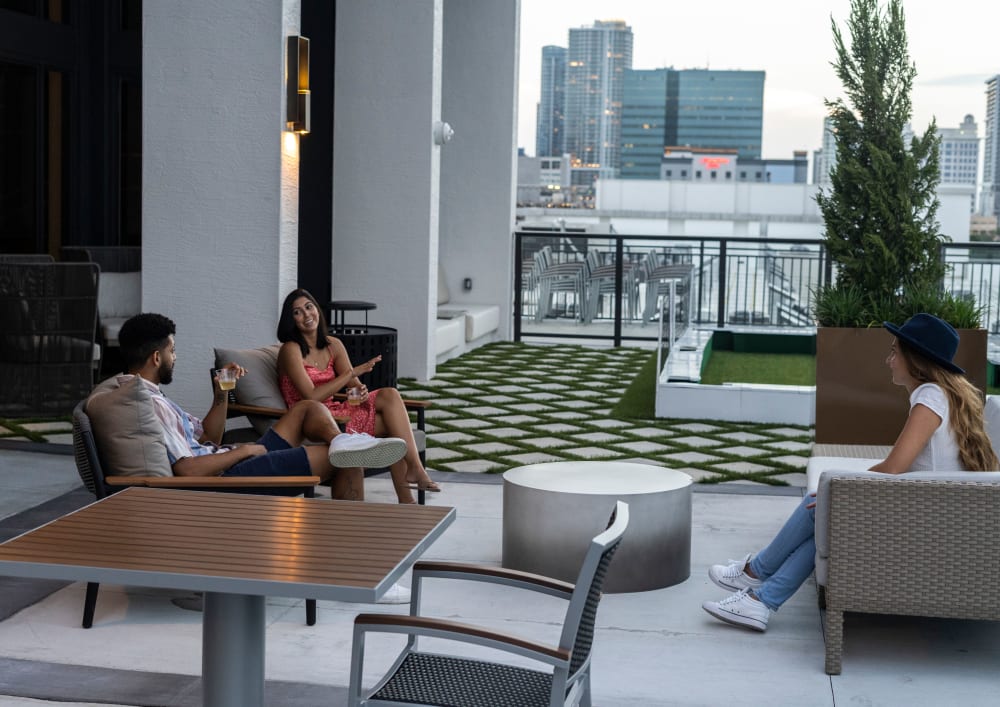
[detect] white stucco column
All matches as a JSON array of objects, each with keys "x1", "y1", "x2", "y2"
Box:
[
  {"x1": 439, "y1": 0, "x2": 519, "y2": 339},
  {"x1": 143, "y1": 0, "x2": 300, "y2": 409},
  {"x1": 332, "y1": 0, "x2": 442, "y2": 381}
]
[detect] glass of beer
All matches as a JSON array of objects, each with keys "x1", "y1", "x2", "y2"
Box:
[
  {"x1": 216, "y1": 368, "x2": 237, "y2": 391},
  {"x1": 347, "y1": 387, "x2": 363, "y2": 406}
]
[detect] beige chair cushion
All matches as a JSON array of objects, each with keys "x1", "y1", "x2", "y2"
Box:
[
  {"x1": 214, "y1": 344, "x2": 284, "y2": 435},
  {"x1": 85, "y1": 376, "x2": 172, "y2": 477},
  {"x1": 214, "y1": 344, "x2": 285, "y2": 408}
]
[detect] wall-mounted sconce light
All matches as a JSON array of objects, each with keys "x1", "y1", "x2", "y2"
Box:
[
  {"x1": 286, "y1": 35, "x2": 310, "y2": 134},
  {"x1": 433, "y1": 121, "x2": 455, "y2": 145}
]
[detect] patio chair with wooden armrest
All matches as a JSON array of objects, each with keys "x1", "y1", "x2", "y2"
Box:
[
  {"x1": 72, "y1": 400, "x2": 320, "y2": 629},
  {"x1": 215, "y1": 346, "x2": 432, "y2": 503},
  {"x1": 347, "y1": 501, "x2": 629, "y2": 707}
]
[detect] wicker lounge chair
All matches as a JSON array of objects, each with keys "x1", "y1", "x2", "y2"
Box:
[{"x1": 815, "y1": 469, "x2": 1000, "y2": 674}]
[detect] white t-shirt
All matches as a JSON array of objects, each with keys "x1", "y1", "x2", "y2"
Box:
[{"x1": 908, "y1": 383, "x2": 965, "y2": 472}]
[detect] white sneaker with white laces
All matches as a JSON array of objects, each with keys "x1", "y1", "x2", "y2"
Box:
[
  {"x1": 702, "y1": 588, "x2": 770, "y2": 632},
  {"x1": 376, "y1": 582, "x2": 411, "y2": 605},
  {"x1": 708, "y1": 553, "x2": 763, "y2": 592},
  {"x1": 328, "y1": 432, "x2": 407, "y2": 469}
]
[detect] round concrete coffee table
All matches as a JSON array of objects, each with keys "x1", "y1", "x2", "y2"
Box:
[{"x1": 502, "y1": 462, "x2": 692, "y2": 593}]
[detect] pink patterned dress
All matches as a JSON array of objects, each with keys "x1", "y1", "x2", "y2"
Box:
[{"x1": 279, "y1": 358, "x2": 381, "y2": 434}]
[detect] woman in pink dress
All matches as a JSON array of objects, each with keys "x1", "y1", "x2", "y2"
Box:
[{"x1": 276, "y1": 289, "x2": 440, "y2": 504}]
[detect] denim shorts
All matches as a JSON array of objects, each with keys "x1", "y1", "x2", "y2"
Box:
[{"x1": 222, "y1": 428, "x2": 311, "y2": 489}]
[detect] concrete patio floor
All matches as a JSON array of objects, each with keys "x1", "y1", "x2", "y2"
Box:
[{"x1": 1, "y1": 448, "x2": 999, "y2": 706}]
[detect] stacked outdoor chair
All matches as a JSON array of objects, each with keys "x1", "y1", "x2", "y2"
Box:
[
  {"x1": 347, "y1": 501, "x2": 629, "y2": 707},
  {"x1": 640, "y1": 253, "x2": 695, "y2": 325},
  {"x1": 71, "y1": 385, "x2": 320, "y2": 628},
  {"x1": 533, "y1": 245, "x2": 587, "y2": 322},
  {"x1": 583, "y1": 248, "x2": 640, "y2": 323}
]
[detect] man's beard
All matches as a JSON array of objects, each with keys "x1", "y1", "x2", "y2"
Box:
[{"x1": 158, "y1": 359, "x2": 174, "y2": 385}]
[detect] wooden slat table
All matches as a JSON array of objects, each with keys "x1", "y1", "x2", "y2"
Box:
[{"x1": 0, "y1": 487, "x2": 455, "y2": 707}]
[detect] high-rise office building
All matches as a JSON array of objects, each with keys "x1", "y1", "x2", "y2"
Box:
[
  {"x1": 535, "y1": 46, "x2": 566, "y2": 157},
  {"x1": 563, "y1": 20, "x2": 633, "y2": 179},
  {"x1": 981, "y1": 76, "x2": 1000, "y2": 220},
  {"x1": 938, "y1": 114, "x2": 979, "y2": 213},
  {"x1": 620, "y1": 68, "x2": 764, "y2": 179},
  {"x1": 670, "y1": 69, "x2": 764, "y2": 159},
  {"x1": 620, "y1": 69, "x2": 670, "y2": 179},
  {"x1": 813, "y1": 117, "x2": 837, "y2": 186}
]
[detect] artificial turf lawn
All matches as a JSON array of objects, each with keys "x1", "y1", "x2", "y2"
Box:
[{"x1": 700, "y1": 351, "x2": 816, "y2": 386}]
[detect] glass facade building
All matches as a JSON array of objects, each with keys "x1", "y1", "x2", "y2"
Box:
[
  {"x1": 563, "y1": 20, "x2": 633, "y2": 178},
  {"x1": 620, "y1": 69, "x2": 671, "y2": 179},
  {"x1": 620, "y1": 68, "x2": 765, "y2": 179},
  {"x1": 671, "y1": 69, "x2": 764, "y2": 159},
  {"x1": 535, "y1": 45, "x2": 566, "y2": 157}
]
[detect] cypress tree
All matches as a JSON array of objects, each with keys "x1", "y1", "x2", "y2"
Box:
[{"x1": 815, "y1": 0, "x2": 946, "y2": 324}]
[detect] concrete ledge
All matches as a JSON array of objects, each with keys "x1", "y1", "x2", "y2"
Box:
[{"x1": 656, "y1": 380, "x2": 815, "y2": 425}]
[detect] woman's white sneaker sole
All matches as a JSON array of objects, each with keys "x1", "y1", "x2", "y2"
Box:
[{"x1": 328, "y1": 437, "x2": 407, "y2": 469}]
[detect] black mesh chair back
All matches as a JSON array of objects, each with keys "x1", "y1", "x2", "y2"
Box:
[{"x1": 564, "y1": 502, "x2": 627, "y2": 677}]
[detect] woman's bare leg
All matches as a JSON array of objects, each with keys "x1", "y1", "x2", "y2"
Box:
[{"x1": 373, "y1": 388, "x2": 440, "y2": 496}]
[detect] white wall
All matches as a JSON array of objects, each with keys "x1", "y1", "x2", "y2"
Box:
[
  {"x1": 439, "y1": 0, "x2": 519, "y2": 336},
  {"x1": 333, "y1": 0, "x2": 442, "y2": 380},
  {"x1": 594, "y1": 179, "x2": 973, "y2": 242},
  {"x1": 143, "y1": 0, "x2": 299, "y2": 410}
]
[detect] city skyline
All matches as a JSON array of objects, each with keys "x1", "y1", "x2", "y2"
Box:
[{"x1": 519, "y1": 0, "x2": 1000, "y2": 160}]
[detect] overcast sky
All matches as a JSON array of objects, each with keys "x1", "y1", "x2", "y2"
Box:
[{"x1": 518, "y1": 0, "x2": 999, "y2": 159}]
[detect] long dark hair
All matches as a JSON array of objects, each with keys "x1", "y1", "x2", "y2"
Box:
[{"x1": 277, "y1": 288, "x2": 330, "y2": 357}]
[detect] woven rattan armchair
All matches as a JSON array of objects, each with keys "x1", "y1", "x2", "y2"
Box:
[
  {"x1": 815, "y1": 470, "x2": 1000, "y2": 675},
  {"x1": 347, "y1": 501, "x2": 628, "y2": 707}
]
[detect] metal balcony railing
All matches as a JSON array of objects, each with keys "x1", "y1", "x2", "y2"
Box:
[{"x1": 513, "y1": 231, "x2": 1000, "y2": 346}]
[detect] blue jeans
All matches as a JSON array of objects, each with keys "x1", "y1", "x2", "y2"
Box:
[{"x1": 747, "y1": 494, "x2": 816, "y2": 611}]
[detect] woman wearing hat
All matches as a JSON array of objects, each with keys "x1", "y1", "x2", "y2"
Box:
[{"x1": 702, "y1": 313, "x2": 999, "y2": 633}]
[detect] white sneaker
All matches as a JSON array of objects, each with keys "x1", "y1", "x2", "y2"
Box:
[
  {"x1": 702, "y1": 589, "x2": 770, "y2": 632},
  {"x1": 708, "y1": 553, "x2": 763, "y2": 592},
  {"x1": 376, "y1": 582, "x2": 411, "y2": 605},
  {"x1": 328, "y1": 432, "x2": 407, "y2": 469}
]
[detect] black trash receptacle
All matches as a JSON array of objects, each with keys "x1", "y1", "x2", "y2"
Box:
[{"x1": 333, "y1": 325, "x2": 398, "y2": 390}]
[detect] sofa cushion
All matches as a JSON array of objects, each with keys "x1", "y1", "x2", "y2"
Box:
[
  {"x1": 85, "y1": 375, "x2": 172, "y2": 477},
  {"x1": 985, "y1": 396, "x2": 1000, "y2": 455},
  {"x1": 213, "y1": 344, "x2": 284, "y2": 408},
  {"x1": 214, "y1": 344, "x2": 284, "y2": 435},
  {"x1": 98, "y1": 271, "x2": 141, "y2": 319},
  {"x1": 460, "y1": 304, "x2": 500, "y2": 341},
  {"x1": 435, "y1": 318, "x2": 464, "y2": 356}
]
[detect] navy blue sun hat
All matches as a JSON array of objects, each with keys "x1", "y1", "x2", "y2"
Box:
[{"x1": 883, "y1": 313, "x2": 964, "y2": 374}]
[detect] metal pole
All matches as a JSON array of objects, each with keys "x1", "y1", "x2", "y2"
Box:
[
  {"x1": 513, "y1": 234, "x2": 523, "y2": 342},
  {"x1": 717, "y1": 240, "x2": 727, "y2": 328},
  {"x1": 203, "y1": 592, "x2": 266, "y2": 707},
  {"x1": 613, "y1": 237, "x2": 624, "y2": 346}
]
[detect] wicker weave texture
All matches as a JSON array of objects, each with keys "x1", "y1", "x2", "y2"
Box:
[
  {"x1": 570, "y1": 540, "x2": 619, "y2": 673},
  {"x1": 371, "y1": 653, "x2": 553, "y2": 707},
  {"x1": 71, "y1": 403, "x2": 98, "y2": 497},
  {"x1": 824, "y1": 477, "x2": 1000, "y2": 673}
]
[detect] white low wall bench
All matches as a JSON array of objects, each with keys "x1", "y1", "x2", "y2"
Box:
[{"x1": 502, "y1": 461, "x2": 692, "y2": 593}]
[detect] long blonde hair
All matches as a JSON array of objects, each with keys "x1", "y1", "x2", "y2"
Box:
[{"x1": 898, "y1": 341, "x2": 999, "y2": 471}]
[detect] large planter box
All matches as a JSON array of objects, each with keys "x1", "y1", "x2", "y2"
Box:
[{"x1": 815, "y1": 327, "x2": 987, "y2": 445}]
